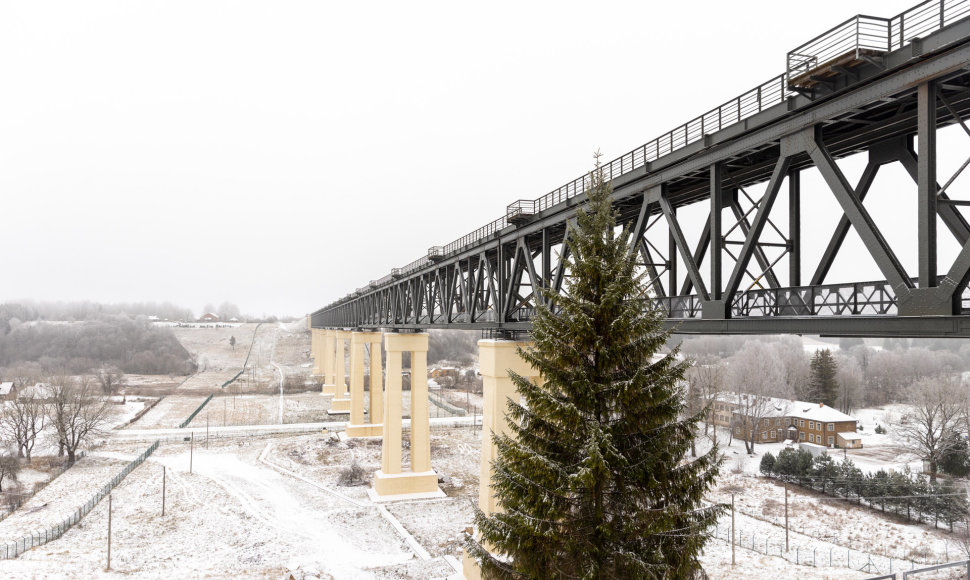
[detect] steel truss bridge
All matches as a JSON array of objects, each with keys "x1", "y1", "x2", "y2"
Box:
[{"x1": 314, "y1": 0, "x2": 970, "y2": 338}]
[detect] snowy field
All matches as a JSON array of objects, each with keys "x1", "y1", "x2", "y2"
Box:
[
  {"x1": 1, "y1": 429, "x2": 481, "y2": 578},
  {"x1": 4, "y1": 321, "x2": 966, "y2": 578}
]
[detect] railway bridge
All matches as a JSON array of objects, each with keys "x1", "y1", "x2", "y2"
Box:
[{"x1": 304, "y1": 4, "x2": 970, "y2": 577}]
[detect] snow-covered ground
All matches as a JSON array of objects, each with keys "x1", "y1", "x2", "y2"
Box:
[{"x1": 6, "y1": 324, "x2": 965, "y2": 578}]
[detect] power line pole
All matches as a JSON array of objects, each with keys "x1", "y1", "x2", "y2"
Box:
[
  {"x1": 785, "y1": 481, "x2": 790, "y2": 552},
  {"x1": 106, "y1": 493, "x2": 112, "y2": 571},
  {"x1": 206, "y1": 411, "x2": 209, "y2": 449},
  {"x1": 731, "y1": 493, "x2": 736, "y2": 567},
  {"x1": 162, "y1": 466, "x2": 166, "y2": 516},
  {"x1": 190, "y1": 432, "x2": 194, "y2": 474}
]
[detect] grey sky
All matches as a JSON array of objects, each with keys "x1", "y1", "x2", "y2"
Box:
[{"x1": 0, "y1": 0, "x2": 939, "y2": 317}]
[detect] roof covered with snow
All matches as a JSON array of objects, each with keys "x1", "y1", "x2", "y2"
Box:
[
  {"x1": 0, "y1": 382, "x2": 12, "y2": 395},
  {"x1": 837, "y1": 432, "x2": 863, "y2": 440},
  {"x1": 788, "y1": 401, "x2": 855, "y2": 423}
]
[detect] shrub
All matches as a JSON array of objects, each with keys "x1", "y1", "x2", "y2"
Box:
[
  {"x1": 337, "y1": 459, "x2": 368, "y2": 486},
  {"x1": 759, "y1": 452, "x2": 775, "y2": 476},
  {"x1": 875, "y1": 424, "x2": 886, "y2": 434}
]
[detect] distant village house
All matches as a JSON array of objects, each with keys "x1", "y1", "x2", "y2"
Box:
[
  {"x1": 713, "y1": 393, "x2": 860, "y2": 448},
  {"x1": 199, "y1": 312, "x2": 220, "y2": 322}
]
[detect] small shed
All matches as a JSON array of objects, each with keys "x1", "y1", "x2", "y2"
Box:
[
  {"x1": 837, "y1": 432, "x2": 863, "y2": 449},
  {"x1": 0, "y1": 382, "x2": 14, "y2": 400}
]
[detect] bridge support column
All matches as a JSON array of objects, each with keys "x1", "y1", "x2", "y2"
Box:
[
  {"x1": 311, "y1": 328, "x2": 323, "y2": 377},
  {"x1": 346, "y1": 331, "x2": 384, "y2": 437},
  {"x1": 372, "y1": 332, "x2": 443, "y2": 499},
  {"x1": 462, "y1": 339, "x2": 539, "y2": 580},
  {"x1": 321, "y1": 329, "x2": 337, "y2": 396},
  {"x1": 330, "y1": 331, "x2": 351, "y2": 413}
]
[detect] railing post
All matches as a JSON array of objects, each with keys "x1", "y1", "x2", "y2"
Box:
[
  {"x1": 757, "y1": 86, "x2": 762, "y2": 112},
  {"x1": 941, "y1": 0, "x2": 946, "y2": 28}
]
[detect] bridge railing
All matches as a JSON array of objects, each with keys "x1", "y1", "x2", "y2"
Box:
[
  {"x1": 891, "y1": 0, "x2": 970, "y2": 50},
  {"x1": 787, "y1": 15, "x2": 891, "y2": 81}
]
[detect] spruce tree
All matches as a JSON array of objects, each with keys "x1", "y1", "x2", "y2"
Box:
[
  {"x1": 809, "y1": 349, "x2": 838, "y2": 407},
  {"x1": 466, "y1": 158, "x2": 723, "y2": 579}
]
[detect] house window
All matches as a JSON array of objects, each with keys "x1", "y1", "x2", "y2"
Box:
[
  {"x1": 770, "y1": 430, "x2": 776, "y2": 439},
  {"x1": 799, "y1": 419, "x2": 805, "y2": 428},
  {"x1": 827, "y1": 423, "x2": 834, "y2": 431},
  {"x1": 761, "y1": 431, "x2": 768, "y2": 440},
  {"x1": 809, "y1": 421, "x2": 815, "y2": 430},
  {"x1": 735, "y1": 426, "x2": 741, "y2": 434},
  {"x1": 828, "y1": 436, "x2": 834, "y2": 446},
  {"x1": 799, "y1": 432, "x2": 805, "y2": 441}
]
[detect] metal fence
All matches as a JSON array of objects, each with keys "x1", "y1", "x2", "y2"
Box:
[
  {"x1": 710, "y1": 521, "x2": 949, "y2": 575},
  {"x1": 865, "y1": 559, "x2": 970, "y2": 579},
  {"x1": 0, "y1": 440, "x2": 160, "y2": 559}
]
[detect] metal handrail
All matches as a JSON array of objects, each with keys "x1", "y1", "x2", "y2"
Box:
[{"x1": 329, "y1": 0, "x2": 970, "y2": 307}]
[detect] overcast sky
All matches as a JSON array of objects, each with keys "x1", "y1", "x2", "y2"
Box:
[{"x1": 0, "y1": 0, "x2": 944, "y2": 318}]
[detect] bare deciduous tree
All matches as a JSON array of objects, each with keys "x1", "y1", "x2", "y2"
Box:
[
  {"x1": 894, "y1": 375, "x2": 967, "y2": 483},
  {"x1": 46, "y1": 377, "x2": 109, "y2": 463},
  {"x1": 0, "y1": 452, "x2": 20, "y2": 492},
  {"x1": 95, "y1": 365, "x2": 125, "y2": 397},
  {"x1": 686, "y1": 358, "x2": 724, "y2": 449},
  {"x1": 835, "y1": 355, "x2": 863, "y2": 414},
  {"x1": 0, "y1": 391, "x2": 46, "y2": 462},
  {"x1": 726, "y1": 341, "x2": 787, "y2": 454}
]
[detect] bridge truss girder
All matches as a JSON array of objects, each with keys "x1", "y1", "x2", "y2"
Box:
[{"x1": 314, "y1": 36, "x2": 970, "y2": 338}]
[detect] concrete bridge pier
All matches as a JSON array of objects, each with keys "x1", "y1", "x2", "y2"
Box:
[
  {"x1": 321, "y1": 329, "x2": 337, "y2": 396},
  {"x1": 371, "y1": 332, "x2": 443, "y2": 499},
  {"x1": 462, "y1": 339, "x2": 538, "y2": 580},
  {"x1": 346, "y1": 331, "x2": 384, "y2": 437},
  {"x1": 310, "y1": 328, "x2": 323, "y2": 377},
  {"x1": 330, "y1": 330, "x2": 352, "y2": 413}
]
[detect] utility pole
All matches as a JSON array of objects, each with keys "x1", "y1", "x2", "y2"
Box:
[
  {"x1": 785, "y1": 482, "x2": 789, "y2": 552},
  {"x1": 106, "y1": 493, "x2": 112, "y2": 571},
  {"x1": 206, "y1": 411, "x2": 209, "y2": 449},
  {"x1": 162, "y1": 466, "x2": 166, "y2": 516},
  {"x1": 190, "y1": 432, "x2": 194, "y2": 474},
  {"x1": 731, "y1": 493, "x2": 736, "y2": 566}
]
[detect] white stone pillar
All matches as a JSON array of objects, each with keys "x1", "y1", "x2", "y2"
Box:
[
  {"x1": 330, "y1": 330, "x2": 351, "y2": 413},
  {"x1": 372, "y1": 332, "x2": 442, "y2": 499},
  {"x1": 311, "y1": 329, "x2": 322, "y2": 377},
  {"x1": 346, "y1": 331, "x2": 384, "y2": 437},
  {"x1": 462, "y1": 339, "x2": 537, "y2": 579},
  {"x1": 321, "y1": 329, "x2": 336, "y2": 396},
  {"x1": 369, "y1": 338, "x2": 384, "y2": 426}
]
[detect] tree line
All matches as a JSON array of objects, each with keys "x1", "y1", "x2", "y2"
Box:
[
  {"x1": 681, "y1": 334, "x2": 969, "y2": 409},
  {"x1": 760, "y1": 448, "x2": 969, "y2": 532},
  {"x1": 0, "y1": 316, "x2": 196, "y2": 375}
]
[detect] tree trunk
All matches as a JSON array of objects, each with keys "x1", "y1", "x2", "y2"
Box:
[{"x1": 67, "y1": 448, "x2": 76, "y2": 463}]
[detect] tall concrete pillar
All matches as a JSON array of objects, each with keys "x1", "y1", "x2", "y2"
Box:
[
  {"x1": 369, "y1": 336, "x2": 384, "y2": 426},
  {"x1": 462, "y1": 339, "x2": 537, "y2": 580},
  {"x1": 321, "y1": 329, "x2": 336, "y2": 396},
  {"x1": 371, "y1": 332, "x2": 443, "y2": 499},
  {"x1": 330, "y1": 330, "x2": 351, "y2": 413},
  {"x1": 346, "y1": 331, "x2": 384, "y2": 437},
  {"x1": 311, "y1": 329, "x2": 322, "y2": 377}
]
